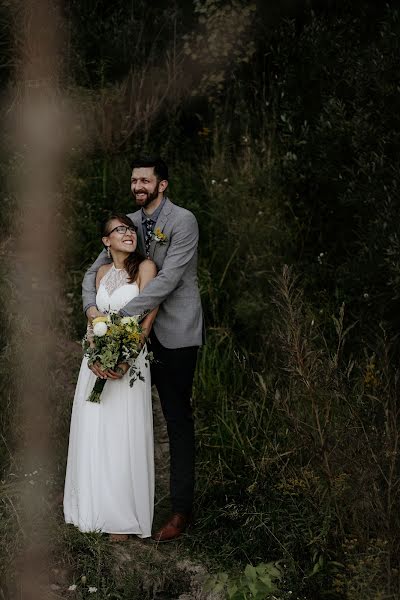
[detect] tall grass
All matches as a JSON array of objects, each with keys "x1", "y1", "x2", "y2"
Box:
[
  {"x1": 0, "y1": 143, "x2": 395, "y2": 599},
  {"x1": 191, "y1": 263, "x2": 400, "y2": 598},
  {"x1": 1, "y1": 3, "x2": 400, "y2": 599}
]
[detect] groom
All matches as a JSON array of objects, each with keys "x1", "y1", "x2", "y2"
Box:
[{"x1": 82, "y1": 156, "x2": 203, "y2": 541}]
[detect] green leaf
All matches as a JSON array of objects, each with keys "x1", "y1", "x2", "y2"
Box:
[
  {"x1": 227, "y1": 582, "x2": 238, "y2": 599},
  {"x1": 248, "y1": 581, "x2": 259, "y2": 596},
  {"x1": 244, "y1": 565, "x2": 257, "y2": 582},
  {"x1": 258, "y1": 576, "x2": 274, "y2": 591},
  {"x1": 203, "y1": 576, "x2": 218, "y2": 592}
]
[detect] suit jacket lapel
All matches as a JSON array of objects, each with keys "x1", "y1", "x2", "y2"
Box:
[{"x1": 149, "y1": 198, "x2": 173, "y2": 259}]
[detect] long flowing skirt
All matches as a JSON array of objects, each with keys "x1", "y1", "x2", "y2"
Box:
[{"x1": 63, "y1": 350, "x2": 154, "y2": 537}]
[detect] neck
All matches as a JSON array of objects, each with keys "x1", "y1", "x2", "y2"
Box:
[
  {"x1": 111, "y1": 250, "x2": 130, "y2": 270},
  {"x1": 143, "y1": 194, "x2": 164, "y2": 216}
]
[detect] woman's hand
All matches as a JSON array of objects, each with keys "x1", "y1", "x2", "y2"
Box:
[
  {"x1": 104, "y1": 362, "x2": 129, "y2": 380},
  {"x1": 88, "y1": 361, "x2": 108, "y2": 379}
]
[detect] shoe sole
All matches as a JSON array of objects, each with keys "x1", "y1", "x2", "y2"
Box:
[{"x1": 151, "y1": 524, "x2": 193, "y2": 543}]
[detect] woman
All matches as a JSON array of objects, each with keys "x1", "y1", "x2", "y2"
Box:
[{"x1": 64, "y1": 214, "x2": 158, "y2": 540}]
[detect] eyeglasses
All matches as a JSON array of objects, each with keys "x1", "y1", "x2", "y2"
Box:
[{"x1": 107, "y1": 225, "x2": 137, "y2": 235}]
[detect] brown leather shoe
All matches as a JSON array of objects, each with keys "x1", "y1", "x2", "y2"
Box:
[{"x1": 151, "y1": 513, "x2": 192, "y2": 542}]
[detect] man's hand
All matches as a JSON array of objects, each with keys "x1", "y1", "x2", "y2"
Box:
[
  {"x1": 86, "y1": 306, "x2": 105, "y2": 322},
  {"x1": 104, "y1": 362, "x2": 129, "y2": 380}
]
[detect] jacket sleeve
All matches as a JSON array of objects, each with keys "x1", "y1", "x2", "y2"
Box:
[
  {"x1": 119, "y1": 212, "x2": 198, "y2": 317},
  {"x1": 82, "y1": 249, "x2": 111, "y2": 313}
]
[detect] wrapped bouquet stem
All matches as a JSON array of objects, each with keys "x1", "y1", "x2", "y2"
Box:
[
  {"x1": 83, "y1": 314, "x2": 153, "y2": 403},
  {"x1": 89, "y1": 375, "x2": 109, "y2": 404}
]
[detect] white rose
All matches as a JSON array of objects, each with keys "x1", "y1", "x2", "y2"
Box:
[
  {"x1": 120, "y1": 316, "x2": 134, "y2": 325},
  {"x1": 93, "y1": 321, "x2": 108, "y2": 336},
  {"x1": 121, "y1": 316, "x2": 139, "y2": 325}
]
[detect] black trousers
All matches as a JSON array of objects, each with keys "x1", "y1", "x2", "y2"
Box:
[{"x1": 149, "y1": 331, "x2": 198, "y2": 515}]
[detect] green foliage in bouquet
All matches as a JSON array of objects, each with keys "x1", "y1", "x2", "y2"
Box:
[{"x1": 82, "y1": 314, "x2": 153, "y2": 403}]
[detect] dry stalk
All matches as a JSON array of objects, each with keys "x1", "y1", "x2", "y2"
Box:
[{"x1": 272, "y1": 265, "x2": 346, "y2": 531}]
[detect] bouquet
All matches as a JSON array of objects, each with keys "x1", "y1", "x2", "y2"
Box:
[{"x1": 82, "y1": 313, "x2": 153, "y2": 403}]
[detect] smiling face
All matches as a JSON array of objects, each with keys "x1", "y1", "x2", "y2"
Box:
[
  {"x1": 130, "y1": 166, "x2": 168, "y2": 210},
  {"x1": 102, "y1": 218, "x2": 138, "y2": 255}
]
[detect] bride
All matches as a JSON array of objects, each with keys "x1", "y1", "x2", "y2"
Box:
[{"x1": 64, "y1": 213, "x2": 157, "y2": 540}]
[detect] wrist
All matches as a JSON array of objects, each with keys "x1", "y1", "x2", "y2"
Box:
[{"x1": 86, "y1": 306, "x2": 99, "y2": 320}]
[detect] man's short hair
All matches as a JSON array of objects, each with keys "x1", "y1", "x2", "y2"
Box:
[{"x1": 131, "y1": 156, "x2": 169, "y2": 182}]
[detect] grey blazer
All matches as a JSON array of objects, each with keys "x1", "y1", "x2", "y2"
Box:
[{"x1": 82, "y1": 198, "x2": 203, "y2": 349}]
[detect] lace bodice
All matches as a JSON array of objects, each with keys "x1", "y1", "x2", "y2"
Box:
[
  {"x1": 102, "y1": 265, "x2": 130, "y2": 296},
  {"x1": 96, "y1": 265, "x2": 139, "y2": 313}
]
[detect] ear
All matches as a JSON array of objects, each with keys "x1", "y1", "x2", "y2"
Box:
[
  {"x1": 102, "y1": 236, "x2": 110, "y2": 247},
  {"x1": 159, "y1": 180, "x2": 168, "y2": 193}
]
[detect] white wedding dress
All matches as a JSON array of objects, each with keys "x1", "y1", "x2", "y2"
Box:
[{"x1": 63, "y1": 265, "x2": 154, "y2": 537}]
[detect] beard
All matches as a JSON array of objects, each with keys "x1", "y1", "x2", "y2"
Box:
[{"x1": 134, "y1": 184, "x2": 160, "y2": 208}]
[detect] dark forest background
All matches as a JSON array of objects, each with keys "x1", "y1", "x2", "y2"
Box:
[{"x1": 1, "y1": 1, "x2": 400, "y2": 598}]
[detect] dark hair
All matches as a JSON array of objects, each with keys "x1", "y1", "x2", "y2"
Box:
[
  {"x1": 131, "y1": 156, "x2": 169, "y2": 182},
  {"x1": 102, "y1": 213, "x2": 145, "y2": 284}
]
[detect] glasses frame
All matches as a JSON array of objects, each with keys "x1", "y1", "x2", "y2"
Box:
[{"x1": 107, "y1": 225, "x2": 138, "y2": 236}]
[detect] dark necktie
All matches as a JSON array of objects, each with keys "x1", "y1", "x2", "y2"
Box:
[{"x1": 144, "y1": 218, "x2": 154, "y2": 257}]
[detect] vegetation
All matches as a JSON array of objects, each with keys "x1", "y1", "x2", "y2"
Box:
[{"x1": 1, "y1": 1, "x2": 400, "y2": 598}]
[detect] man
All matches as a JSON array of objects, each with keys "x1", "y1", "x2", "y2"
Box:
[{"x1": 82, "y1": 156, "x2": 203, "y2": 541}]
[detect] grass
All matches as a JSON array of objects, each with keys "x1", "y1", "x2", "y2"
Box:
[
  {"x1": 188, "y1": 265, "x2": 400, "y2": 599},
  {"x1": 1, "y1": 152, "x2": 399, "y2": 598},
  {"x1": 1, "y1": 15, "x2": 400, "y2": 591}
]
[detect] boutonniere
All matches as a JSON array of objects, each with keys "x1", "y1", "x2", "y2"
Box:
[{"x1": 152, "y1": 228, "x2": 168, "y2": 244}]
